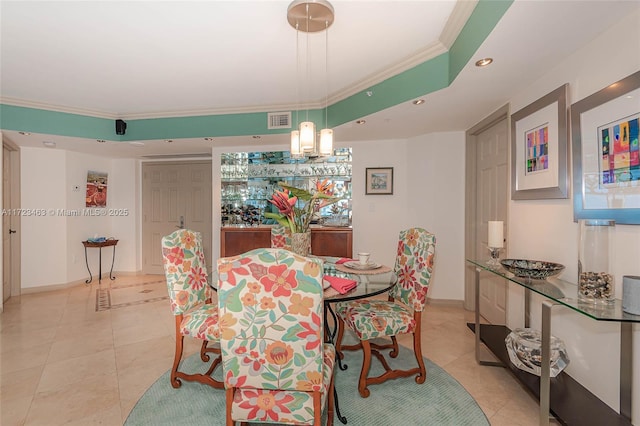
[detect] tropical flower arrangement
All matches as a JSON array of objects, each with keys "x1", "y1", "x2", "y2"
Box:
[{"x1": 264, "y1": 179, "x2": 340, "y2": 234}]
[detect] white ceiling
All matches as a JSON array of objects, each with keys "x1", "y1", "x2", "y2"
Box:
[{"x1": 1, "y1": 0, "x2": 638, "y2": 158}]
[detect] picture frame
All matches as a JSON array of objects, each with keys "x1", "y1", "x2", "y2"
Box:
[
  {"x1": 571, "y1": 71, "x2": 640, "y2": 225},
  {"x1": 510, "y1": 84, "x2": 569, "y2": 200},
  {"x1": 365, "y1": 167, "x2": 393, "y2": 195}
]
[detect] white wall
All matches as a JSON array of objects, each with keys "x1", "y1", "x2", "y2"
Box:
[
  {"x1": 505, "y1": 9, "x2": 640, "y2": 419},
  {"x1": 110, "y1": 159, "x2": 139, "y2": 272},
  {"x1": 20, "y1": 148, "x2": 139, "y2": 288},
  {"x1": 407, "y1": 132, "x2": 466, "y2": 301},
  {"x1": 65, "y1": 151, "x2": 113, "y2": 282},
  {"x1": 21, "y1": 147, "x2": 68, "y2": 288},
  {"x1": 350, "y1": 139, "x2": 410, "y2": 268}
]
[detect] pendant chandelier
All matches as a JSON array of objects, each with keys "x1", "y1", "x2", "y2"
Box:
[{"x1": 287, "y1": 0, "x2": 334, "y2": 158}]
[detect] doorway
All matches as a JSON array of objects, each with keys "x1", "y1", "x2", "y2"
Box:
[
  {"x1": 141, "y1": 161, "x2": 212, "y2": 275},
  {"x1": 2, "y1": 138, "x2": 21, "y2": 306},
  {"x1": 465, "y1": 105, "x2": 509, "y2": 324}
]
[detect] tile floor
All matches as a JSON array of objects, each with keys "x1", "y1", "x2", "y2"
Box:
[{"x1": 1, "y1": 274, "x2": 556, "y2": 425}]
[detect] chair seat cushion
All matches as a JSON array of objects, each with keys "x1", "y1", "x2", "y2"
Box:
[
  {"x1": 336, "y1": 299, "x2": 416, "y2": 341},
  {"x1": 231, "y1": 343, "x2": 335, "y2": 424},
  {"x1": 180, "y1": 303, "x2": 219, "y2": 341}
]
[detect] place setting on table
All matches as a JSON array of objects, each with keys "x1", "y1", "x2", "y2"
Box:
[{"x1": 318, "y1": 252, "x2": 393, "y2": 299}]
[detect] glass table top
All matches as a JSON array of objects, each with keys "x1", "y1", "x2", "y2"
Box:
[{"x1": 467, "y1": 258, "x2": 640, "y2": 323}]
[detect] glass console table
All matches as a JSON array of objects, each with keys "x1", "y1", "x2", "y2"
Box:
[{"x1": 467, "y1": 259, "x2": 638, "y2": 426}]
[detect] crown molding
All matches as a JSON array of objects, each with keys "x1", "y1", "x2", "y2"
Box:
[
  {"x1": 327, "y1": 40, "x2": 448, "y2": 105},
  {"x1": 0, "y1": 97, "x2": 118, "y2": 119},
  {"x1": 440, "y1": 0, "x2": 479, "y2": 49}
]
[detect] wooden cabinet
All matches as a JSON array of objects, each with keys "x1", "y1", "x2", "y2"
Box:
[{"x1": 220, "y1": 226, "x2": 352, "y2": 258}]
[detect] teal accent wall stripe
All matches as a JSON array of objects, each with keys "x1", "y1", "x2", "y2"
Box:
[
  {"x1": 448, "y1": 0, "x2": 513, "y2": 82},
  {"x1": 329, "y1": 53, "x2": 449, "y2": 126},
  {"x1": 123, "y1": 109, "x2": 325, "y2": 141},
  {"x1": 0, "y1": 1, "x2": 513, "y2": 142},
  {"x1": 0, "y1": 104, "x2": 117, "y2": 140}
]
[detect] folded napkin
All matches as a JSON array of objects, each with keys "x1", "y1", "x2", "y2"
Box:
[
  {"x1": 323, "y1": 275, "x2": 358, "y2": 294},
  {"x1": 336, "y1": 258, "x2": 357, "y2": 264}
]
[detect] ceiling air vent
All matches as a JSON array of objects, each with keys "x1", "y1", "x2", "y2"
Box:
[{"x1": 268, "y1": 112, "x2": 292, "y2": 129}]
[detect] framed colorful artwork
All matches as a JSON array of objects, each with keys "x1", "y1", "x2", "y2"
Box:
[
  {"x1": 572, "y1": 71, "x2": 640, "y2": 224},
  {"x1": 86, "y1": 170, "x2": 108, "y2": 208},
  {"x1": 365, "y1": 167, "x2": 393, "y2": 195},
  {"x1": 511, "y1": 84, "x2": 569, "y2": 200}
]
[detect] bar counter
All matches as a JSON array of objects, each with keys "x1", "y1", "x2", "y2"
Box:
[{"x1": 220, "y1": 225, "x2": 352, "y2": 258}]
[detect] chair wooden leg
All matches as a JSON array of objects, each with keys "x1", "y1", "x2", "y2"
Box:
[
  {"x1": 358, "y1": 340, "x2": 372, "y2": 398},
  {"x1": 200, "y1": 340, "x2": 209, "y2": 361},
  {"x1": 353, "y1": 312, "x2": 427, "y2": 395},
  {"x1": 336, "y1": 315, "x2": 363, "y2": 355},
  {"x1": 171, "y1": 332, "x2": 186, "y2": 388},
  {"x1": 413, "y1": 322, "x2": 426, "y2": 384},
  {"x1": 389, "y1": 335, "x2": 399, "y2": 358},
  {"x1": 226, "y1": 388, "x2": 235, "y2": 426},
  {"x1": 171, "y1": 316, "x2": 224, "y2": 389},
  {"x1": 313, "y1": 391, "x2": 322, "y2": 426}
]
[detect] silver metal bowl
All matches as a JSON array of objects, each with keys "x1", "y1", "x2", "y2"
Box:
[{"x1": 500, "y1": 259, "x2": 565, "y2": 280}]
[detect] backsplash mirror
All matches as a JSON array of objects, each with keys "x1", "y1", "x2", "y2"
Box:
[{"x1": 221, "y1": 148, "x2": 352, "y2": 227}]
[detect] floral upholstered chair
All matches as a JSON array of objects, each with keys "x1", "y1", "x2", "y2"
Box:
[
  {"x1": 335, "y1": 228, "x2": 436, "y2": 397},
  {"x1": 162, "y1": 229, "x2": 223, "y2": 389},
  {"x1": 270, "y1": 224, "x2": 292, "y2": 250},
  {"x1": 217, "y1": 248, "x2": 335, "y2": 426}
]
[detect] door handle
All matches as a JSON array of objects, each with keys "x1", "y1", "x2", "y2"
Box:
[
  {"x1": 176, "y1": 216, "x2": 185, "y2": 229},
  {"x1": 9, "y1": 229, "x2": 16, "y2": 234}
]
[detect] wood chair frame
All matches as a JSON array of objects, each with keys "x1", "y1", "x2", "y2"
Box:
[{"x1": 335, "y1": 295, "x2": 426, "y2": 398}]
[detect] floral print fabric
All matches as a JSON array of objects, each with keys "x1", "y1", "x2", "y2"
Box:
[
  {"x1": 217, "y1": 248, "x2": 334, "y2": 425},
  {"x1": 162, "y1": 229, "x2": 213, "y2": 316},
  {"x1": 336, "y1": 228, "x2": 436, "y2": 340},
  {"x1": 388, "y1": 228, "x2": 436, "y2": 312},
  {"x1": 181, "y1": 304, "x2": 220, "y2": 341},
  {"x1": 270, "y1": 225, "x2": 292, "y2": 250},
  {"x1": 336, "y1": 300, "x2": 415, "y2": 341}
]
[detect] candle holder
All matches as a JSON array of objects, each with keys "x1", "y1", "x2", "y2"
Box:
[{"x1": 487, "y1": 247, "x2": 502, "y2": 266}]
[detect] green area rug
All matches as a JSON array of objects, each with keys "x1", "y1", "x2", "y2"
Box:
[{"x1": 126, "y1": 342, "x2": 489, "y2": 426}]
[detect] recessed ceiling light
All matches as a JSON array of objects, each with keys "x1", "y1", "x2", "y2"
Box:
[
  {"x1": 129, "y1": 141, "x2": 145, "y2": 147},
  {"x1": 356, "y1": 120, "x2": 366, "y2": 125},
  {"x1": 42, "y1": 141, "x2": 56, "y2": 148},
  {"x1": 413, "y1": 99, "x2": 425, "y2": 105},
  {"x1": 475, "y1": 58, "x2": 493, "y2": 67},
  {"x1": 96, "y1": 139, "x2": 106, "y2": 143},
  {"x1": 18, "y1": 131, "x2": 31, "y2": 136}
]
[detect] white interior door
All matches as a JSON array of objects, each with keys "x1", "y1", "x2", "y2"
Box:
[
  {"x1": 3, "y1": 145, "x2": 10, "y2": 302},
  {"x1": 475, "y1": 118, "x2": 508, "y2": 324},
  {"x1": 142, "y1": 161, "x2": 212, "y2": 274}
]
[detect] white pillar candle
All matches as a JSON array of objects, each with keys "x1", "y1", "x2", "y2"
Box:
[{"x1": 488, "y1": 221, "x2": 503, "y2": 248}]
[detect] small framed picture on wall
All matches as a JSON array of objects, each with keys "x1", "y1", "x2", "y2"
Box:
[{"x1": 366, "y1": 167, "x2": 393, "y2": 195}]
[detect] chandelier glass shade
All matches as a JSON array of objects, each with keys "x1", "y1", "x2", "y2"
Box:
[{"x1": 288, "y1": 0, "x2": 334, "y2": 158}]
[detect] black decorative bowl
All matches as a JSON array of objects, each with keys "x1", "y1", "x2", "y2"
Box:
[{"x1": 500, "y1": 259, "x2": 565, "y2": 280}]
